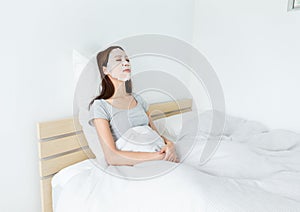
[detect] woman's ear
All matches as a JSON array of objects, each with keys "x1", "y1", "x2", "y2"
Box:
[{"x1": 103, "y1": 66, "x2": 108, "y2": 75}]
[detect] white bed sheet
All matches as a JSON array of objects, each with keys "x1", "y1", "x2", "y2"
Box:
[{"x1": 52, "y1": 111, "x2": 300, "y2": 212}]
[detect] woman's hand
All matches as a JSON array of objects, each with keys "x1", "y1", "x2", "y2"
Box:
[{"x1": 159, "y1": 140, "x2": 180, "y2": 163}]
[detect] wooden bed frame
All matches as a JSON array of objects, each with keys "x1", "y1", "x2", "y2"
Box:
[{"x1": 37, "y1": 98, "x2": 192, "y2": 212}]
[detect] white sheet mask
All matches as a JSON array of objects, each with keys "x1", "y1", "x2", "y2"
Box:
[{"x1": 105, "y1": 48, "x2": 131, "y2": 81}]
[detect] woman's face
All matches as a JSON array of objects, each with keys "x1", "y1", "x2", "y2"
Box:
[{"x1": 104, "y1": 48, "x2": 131, "y2": 81}]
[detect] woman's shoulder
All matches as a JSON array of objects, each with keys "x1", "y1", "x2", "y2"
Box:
[
  {"x1": 131, "y1": 92, "x2": 149, "y2": 111},
  {"x1": 92, "y1": 98, "x2": 105, "y2": 104},
  {"x1": 88, "y1": 99, "x2": 111, "y2": 124},
  {"x1": 90, "y1": 98, "x2": 107, "y2": 109}
]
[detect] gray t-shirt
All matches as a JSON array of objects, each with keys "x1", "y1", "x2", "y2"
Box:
[{"x1": 88, "y1": 92, "x2": 150, "y2": 142}]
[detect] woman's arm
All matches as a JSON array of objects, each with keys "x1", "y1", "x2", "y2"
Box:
[
  {"x1": 93, "y1": 118, "x2": 165, "y2": 166},
  {"x1": 146, "y1": 110, "x2": 170, "y2": 145},
  {"x1": 146, "y1": 111, "x2": 179, "y2": 163}
]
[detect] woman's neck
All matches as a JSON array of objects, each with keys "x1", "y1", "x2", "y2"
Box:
[{"x1": 110, "y1": 78, "x2": 130, "y2": 99}]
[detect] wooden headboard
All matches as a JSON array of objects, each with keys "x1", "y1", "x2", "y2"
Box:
[{"x1": 37, "y1": 98, "x2": 192, "y2": 212}]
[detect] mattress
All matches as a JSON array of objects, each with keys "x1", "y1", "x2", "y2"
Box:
[{"x1": 52, "y1": 110, "x2": 300, "y2": 212}]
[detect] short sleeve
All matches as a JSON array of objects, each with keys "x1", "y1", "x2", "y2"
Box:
[
  {"x1": 134, "y1": 93, "x2": 149, "y2": 112},
  {"x1": 88, "y1": 100, "x2": 110, "y2": 127}
]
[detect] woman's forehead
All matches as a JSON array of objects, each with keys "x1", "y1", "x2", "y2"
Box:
[{"x1": 109, "y1": 48, "x2": 127, "y2": 58}]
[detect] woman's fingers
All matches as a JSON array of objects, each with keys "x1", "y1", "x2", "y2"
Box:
[
  {"x1": 164, "y1": 153, "x2": 178, "y2": 162},
  {"x1": 164, "y1": 153, "x2": 173, "y2": 161},
  {"x1": 163, "y1": 153, "x2": 170, "y2": 161},
  {"x1": 159, "y1": 146, "x2": 167, "y2": 154},
  {"x1": 161, "y1": 145, "x2": 180, "y2": 163},
  {"x1": 172, "y1": 156, "x2": 178, "y2": 162},
  {"x1": 171, "y1": 153, "x2": 179, "y2": 163}
]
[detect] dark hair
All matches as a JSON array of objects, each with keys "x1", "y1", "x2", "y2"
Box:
[{"x1": 88, "y1": 46, "x2": 132, "y2": 110}]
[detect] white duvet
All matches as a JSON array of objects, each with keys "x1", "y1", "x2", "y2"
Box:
[
  {"x1": 115, "y1": 125, "x2": 166, "y2": 153},
  {"x1": 52, "y1": 111, "x2": 300, "y2": 212}
]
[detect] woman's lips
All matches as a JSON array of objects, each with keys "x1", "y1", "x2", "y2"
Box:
[{"x1": 123, "y1": 69, "x2": 131, "y2": 72}]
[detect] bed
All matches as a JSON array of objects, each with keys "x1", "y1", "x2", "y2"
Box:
[{"x1": 37, "y1": 98, "x2": 300, "y2": 212}]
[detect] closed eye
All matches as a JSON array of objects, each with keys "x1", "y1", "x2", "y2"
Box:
[{"x1": 116, "y1": 59, "x2": 130, "y2": 62}]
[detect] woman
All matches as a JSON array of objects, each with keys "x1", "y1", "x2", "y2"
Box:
[{"x1": 88, "y1": 46, "x2": 179, "y2": 166}]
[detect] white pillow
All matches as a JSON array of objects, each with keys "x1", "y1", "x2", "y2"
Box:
[
  {"x1": 185, "y1": 110, "x2": 268, "y2": 139},
  {"x1": 152, "y1": 111, "x2": 198, "y2": 141},
  {"x1": 152, "y1": 110, "x2": 269, "y2": 142},
  {"x1": 154, "y1": 110, "x2": 227, "y2": 140},
  {"x1": 74, "y1": 56, "x2": 105, "y2": 162}
]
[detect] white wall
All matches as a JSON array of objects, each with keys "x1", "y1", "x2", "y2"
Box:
[
  {"x1": 193, "y1": 0, "x2": 300, "y2": 132},
  {"x1": 0, "y1": 0, "x2": 195, "y2": 211}
]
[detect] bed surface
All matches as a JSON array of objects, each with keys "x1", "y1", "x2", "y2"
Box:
[{"x1": 51, "y1": 110, "x2": 300, "y2": 212}]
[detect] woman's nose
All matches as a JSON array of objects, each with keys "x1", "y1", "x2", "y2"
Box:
[{"x1": 122, "y1": 60, "x2": 130, "y2": 66}]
